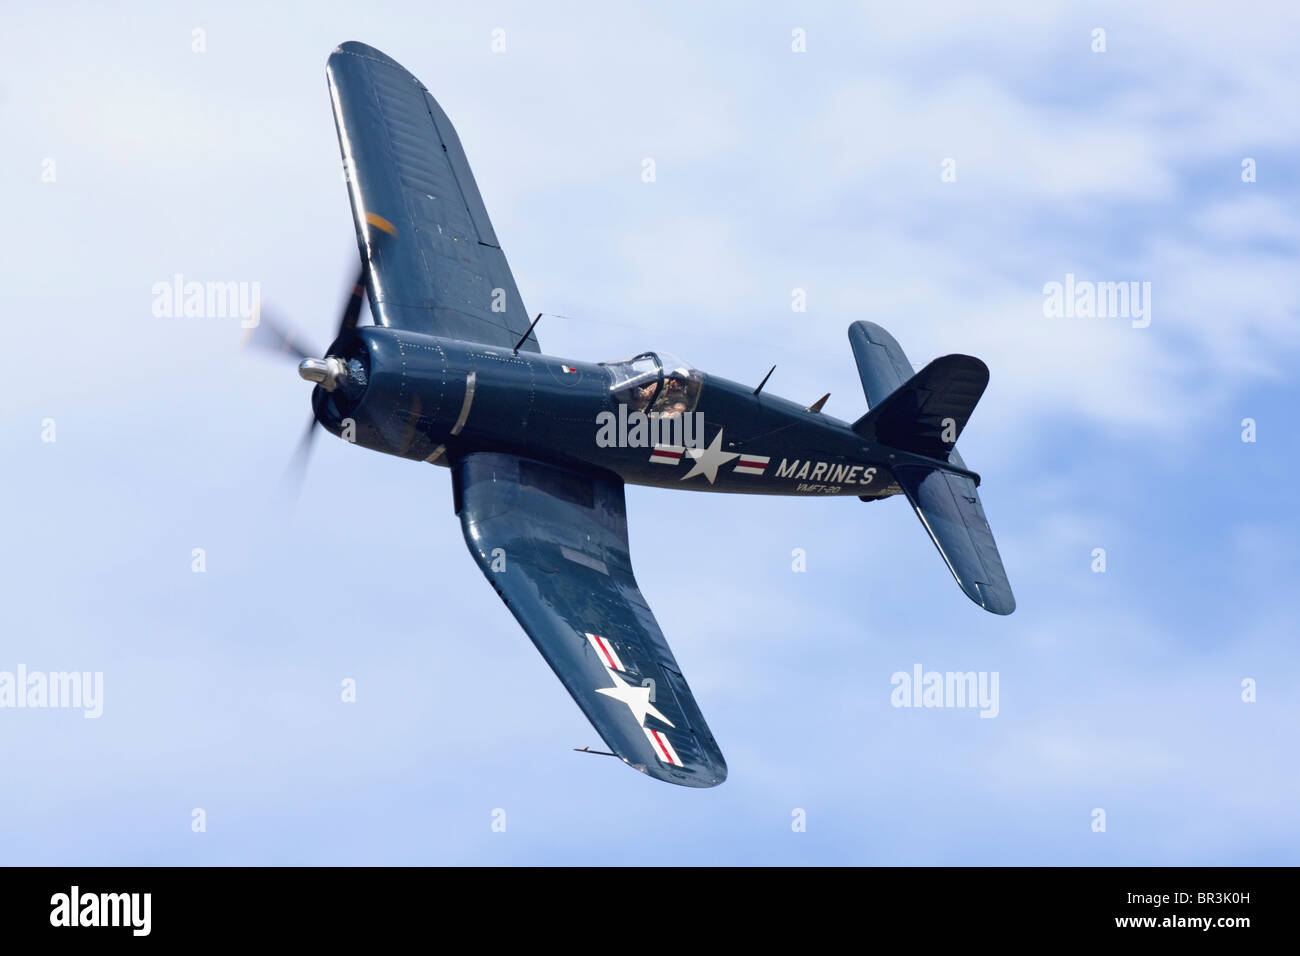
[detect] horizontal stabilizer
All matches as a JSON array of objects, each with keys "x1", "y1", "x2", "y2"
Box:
[
  {"x1": 852, "y1": 354, "x2": 989, "y2": 460},
  {"x1": 893, "y1": 464, "x2": 1015, "y2": 615}
]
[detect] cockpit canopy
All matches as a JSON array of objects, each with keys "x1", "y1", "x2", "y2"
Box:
[{"x1": 601, "y1": 351, "x2": 703, "y2": 417}]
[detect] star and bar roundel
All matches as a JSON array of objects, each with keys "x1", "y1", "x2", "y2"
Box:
[
  {"x1": 647, "y1": 427, "x2": 770, "y2": 484},
  {"x1": 585, "y1": 632, "x2": 683, "y2": 767}
]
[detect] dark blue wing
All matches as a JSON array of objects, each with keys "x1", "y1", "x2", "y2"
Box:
[
  {"x1": 454, "y1": 453, "x2": 727, "y2": 787},
  {"x1": 326, "y1": 41, "x2": 538, "y2": 351}
]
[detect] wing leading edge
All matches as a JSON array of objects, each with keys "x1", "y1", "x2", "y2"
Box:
[
  {"x1": 326, "y1": 41, "x2": 538, "y2": 351},
  {"x1": 454, "y1": 453, "x2": 727, "y2": 787}
]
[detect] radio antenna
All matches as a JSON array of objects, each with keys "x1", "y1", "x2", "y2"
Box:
[{"x1": 512, "y1": 312, "x2": 543, "y2": 353}]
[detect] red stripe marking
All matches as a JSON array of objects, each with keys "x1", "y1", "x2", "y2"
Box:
[
  {"x1": 652, "y1": 450, "x2": 682, "y2": 460},
  {"x1": 650, "y1": 729, "x2": 676, "y2": 765},
  {"x1": 592, "y1": 635, "x2": 617, "y2": 670},
  {"x1": 738, "y1": 458, "x2": 766, "y2": 467}
]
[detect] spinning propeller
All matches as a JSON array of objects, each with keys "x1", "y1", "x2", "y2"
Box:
[{"x1": 242, "y1": 263, "x2": 368, "y2": 489}]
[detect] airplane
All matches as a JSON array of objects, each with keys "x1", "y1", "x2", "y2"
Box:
[{"x1": 247, "y1": 41, "x2": 1015, "y2": 788}]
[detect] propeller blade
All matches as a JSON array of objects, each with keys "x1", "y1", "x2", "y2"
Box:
[
  {"x1": 336, "y1": 264, "x2": 368, "y2": 339},
  {"x1": 280, "y1": 414, "x2": 319, "y2": 498},
  {"x1": 241, "y1": 305, "x2": 319, "y2": 362}
]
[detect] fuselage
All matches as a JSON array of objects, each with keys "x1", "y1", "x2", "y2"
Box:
[{"x1": 312, "y1": 326, "x2": 911, "y2": 499}]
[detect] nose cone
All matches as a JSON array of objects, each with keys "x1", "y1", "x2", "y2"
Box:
[{"x1": 298, "y1": 357, "x2": 345, "y2": 390}]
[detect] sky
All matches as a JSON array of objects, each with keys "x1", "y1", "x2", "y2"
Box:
[{"x1": 3, "y1": 1, "x2": 1298, "y2": 865}]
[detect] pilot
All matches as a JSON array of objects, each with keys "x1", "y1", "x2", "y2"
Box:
[{"x1": 655, "y1": 377, "x2": 690, "y2": 418}]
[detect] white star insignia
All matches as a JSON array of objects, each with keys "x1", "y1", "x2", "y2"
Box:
[
  {"x1": 596, "y1": 668, "x2": 674, "y2": 728},
  {"x1": 680, "y1": 428, "x2": 739, "y2": 484}
]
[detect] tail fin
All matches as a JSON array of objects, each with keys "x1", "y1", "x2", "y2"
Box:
[
  {"x1": 848, "y1": 320, "x2": 916, "y2": 407},
  {"x1": 847, "y1": 321, "x2": 1015, "y2": 615}
]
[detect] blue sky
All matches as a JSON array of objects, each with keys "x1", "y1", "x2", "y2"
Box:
[{"x1": 3, "y1": 1, "x2": 1298, "y2": 864}]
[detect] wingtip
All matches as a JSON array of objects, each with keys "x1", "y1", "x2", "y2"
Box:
[
  {"x1": 332, "y1": 40, "x2": 397, "y2": 64},
  {"x1": 656, "y1": 767, "x2": 729, "y2": 789},
  {"x1": 329, "y1": 41, "x2": 425, "y2": 87},
  {"x1": 971, "y1": 582, "x2": 1016, "y2": 616},
  {"x1": 633, "y1": 754, "x2": 728, "y2": 788}
]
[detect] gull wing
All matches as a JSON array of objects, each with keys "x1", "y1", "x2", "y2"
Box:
[{"x1": 454, "y1": 452, "x2": 727, "y2": 787}]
